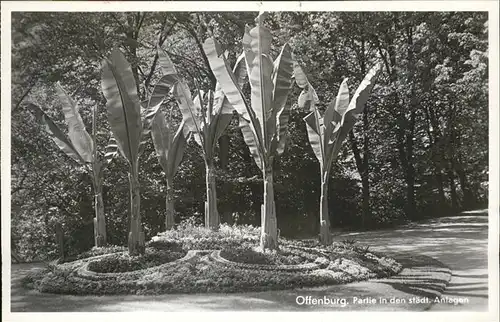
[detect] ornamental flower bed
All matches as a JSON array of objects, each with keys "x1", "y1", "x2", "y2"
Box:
[{"x1": 22, "y1": 224, "x2": 403, "y2": 295}]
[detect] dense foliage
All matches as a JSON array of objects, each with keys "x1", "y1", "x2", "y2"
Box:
[{"x1": 11, "y1": 12, "x2": 488, "y2": 261}]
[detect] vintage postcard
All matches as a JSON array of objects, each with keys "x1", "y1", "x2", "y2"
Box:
[{"x1": 1, "y1": 1, "x2": 498, "y2": 322}]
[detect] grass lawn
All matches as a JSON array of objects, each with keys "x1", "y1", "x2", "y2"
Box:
[{"x1": 22, "y1": 223, "x2": 403, "y2": 295}]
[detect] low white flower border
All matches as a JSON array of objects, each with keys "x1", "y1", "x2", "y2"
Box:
[{"x1": 210, "y1": 250, "x2": 321, "y2": 272}]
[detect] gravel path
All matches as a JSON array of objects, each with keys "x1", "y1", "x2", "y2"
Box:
[{"x1": 334, "y1": 210, "x2": 489, "y2": 311}]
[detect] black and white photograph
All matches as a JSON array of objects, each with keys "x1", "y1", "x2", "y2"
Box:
[{"x1": 1, "y1": 1, "x2": 499, "y2": 321}]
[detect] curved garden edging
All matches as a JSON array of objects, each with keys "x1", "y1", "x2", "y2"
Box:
[
  {"x1": 17, "y1": 251, "x2": 453, "y2": 312},
  {"x1": 210, "y1": 250, "x2": 322, "y2": 272},
  {"x1": 25, "y1": 243, "x2": 407, "y2": 296},
  {"x1": 75, "y1": 250, "x2": 202, "y2": 279}
]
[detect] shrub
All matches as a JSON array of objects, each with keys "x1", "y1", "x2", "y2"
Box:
[{"x1": 149, "y1": 222, "x2": 260, "y2": 250}]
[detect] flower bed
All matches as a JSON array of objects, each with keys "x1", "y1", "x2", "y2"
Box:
[{"x1": 23, "y1": 223, "x2": 403, "y2": 295}]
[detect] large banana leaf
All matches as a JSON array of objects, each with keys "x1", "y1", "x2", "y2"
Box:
[
  {"x1": 301, "y1": 76, "x2": 348, "y2": 174},
  {"x1": 149, "y1": 48, "x2": 183, "y2": 128},
  {"x1": 142, "y1": 79, "x2": 171, "y2": 138},
  {"x1": 242, "y1": 25, "x2": 255, "y2": 75},
  {"x1": 203, "y1": 38, "x2": 253, "y2": 123},
  {"x1": 156, "y1": 49, "x2": 203, "y2": 132},
  {"x1": 272, "y1": 44, "x2": 294, "y2": 117},
  {"x1": 151, "y1": 110, "x2": 188, "y2": 178},
  {"x1": 233, "y1": 53, "x2": 249, "y2": 90},
  {"x1": 173, "y1": 81, "x2": 203, "y2": 140},
  {"x1": 196, "y1": 84, "x2": 233, "y2": 156},
  {"x1": 213, "y1": 112, "x2": 233, "y2": 142},
  {"x1": 275, "y1": 101, "x2": 291, "y2": 156},
  {"x1": 55, "y1": 82, "x2": 94, "y2": 162},
  {"x1": 203, "y1": 38, "x2": 264, "y2": 159},
  {"x1": 101, "y1": 49, "x2": 143, "y2": 166},
  {"x1": 332, "y1": 79, "x2": 350, "y2": 122},
  {"x1": 213, "y1": 81, "x2": 234, "y2": 116},
  {"x1": 346, "y1": 63, "x2": 382, "y2": 116},
  {"x1": 297, "y1": 63, "x2": 325, "y2": 167},
  {"x1": 271, "y1": 44, "x2": 294, "y2": 156},
  {"x1": 303, "y1": 109, "x2": 324, "y2": 164},
  {"x1": 247, "y1": 25, "x2": 274, "y2": 144},
  {"x1": 167, "y1": 122, "x2": 188, "y2": 178},
  {"x1": 239, "y1": 116, "x2": 264, "y2": 171},
  {"x1": 325, "y1": 79, "x2": 349, "y2": 146},
  {"x1": 139, "y1": 48, "x2": 183, "y2": 155},
  {"x1": 293, "y1": 61, "x2": 310, "y2": 88},
  {"x1": 329, "y1": 63, "x2": 382, "y2": 163},
  {"x1": 151, "y1": 109, "x2": 172, "y2": 174},
  {"x1": 294, "y1": 63, "x2": 319, "y2": 111},
  {"x1": 27, "y1": 103, "x2": 86, "y2": 164}
]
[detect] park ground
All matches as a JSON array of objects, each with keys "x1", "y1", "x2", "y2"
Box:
[{"x1": 9, "y1": 210, "x2": 489, "y2": 312}]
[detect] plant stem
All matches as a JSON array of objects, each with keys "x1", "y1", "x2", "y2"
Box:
[
  {"x1": 204, "y1": 161, "x2": 220, "y2": 230},
  {"x1": 319, "y1": 173, "x2": 332, "y2": 245},
  {"x1": 128, "y1": 163, "x2": 144, "y2": 255},
  {"x1": 260, "y1": 167, "x2": 278, "y2": 250},
  {"x1": 93, "y1": 175, "x2": 107, "y2": 247},
  {"x1": 92, "y1": 104, "x2": 106, "y2": 247},
  {"x1": 165, "y1": 176, "x2": 175, "y2": 230}
]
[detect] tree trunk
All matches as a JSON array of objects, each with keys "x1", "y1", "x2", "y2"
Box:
[
  {"x1": 361, "y1": 107, "x2": 370, "y2": 228},
  {"x1": 406, "y1": 165, "x2": 417, "y2": 219},
  {"x1": 219, "y1": 134, "x2": 233, "y2": 225},
  {"x1": 434, "y1": 168, "x2": 447, "y2": 209},
  {"x1": 349, "y1": 131, "x2": 370, "y2": 228},
  {"x1": 128, "y1": 163, "x2": 144, "y2": 255},
  {"x1": 260, "y1": 167, "x2": 278, "y2": 250},
  {"x1": 456, "y1": 165, "x2": 475, "y2": 210},
  {"x1": 448, "y1": 168, "x2": 459, "y2": 211},
  {"x1": 165, "y1": 176, "x2": 175, "y2": 230},
  {"x1": 55, "y1": 222, "x2": 64, "y2": 262},
  {"x1": 319, "y1": 174, "x2": 332, "y2": 245},
  {"x1": 361, "y1": 172, "x2": 370, "y2": 227},
  {"x1": 424, "y1": 105, "x2": 447, "y2": 212},
  {"x1": 93, "y1": 177, "x2": 107, "y2": 247},
  {"x1": 205, "y1": 161, "x2": 220, "y2": 230},
  {"x1": 405, "y1": 25, "x2": 417, "y2": 220}
]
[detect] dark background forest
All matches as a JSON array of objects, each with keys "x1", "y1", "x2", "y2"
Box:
[{"x1": 10, "y1": 11, "x2": 489, "y2": 261}]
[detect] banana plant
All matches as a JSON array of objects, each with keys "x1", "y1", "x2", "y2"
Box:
[
  {"x1": 202, "y1": 13, "x2": 295, "y2": 250},
  {"x1": 101, "y1": 48, "x2": 166, "y2": 255},
  {"x1": 139, "y1": 47, "x2": 191, "y2": 230},
  {"x1": 297, "y1": 62, "x2": 382, "y2": 245},
  {"x1": 26, "y1": 82, "x2": 118, "y2": 248},
  {"x1": 156, "y1": 49, "x2": 234, "y2": 230},
  {"x1": 151, "y1": 112, "x2": 188, "y2": 230},
  {"x1": 180, "y1": 85, "x2": 235, "y2": 230}
]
